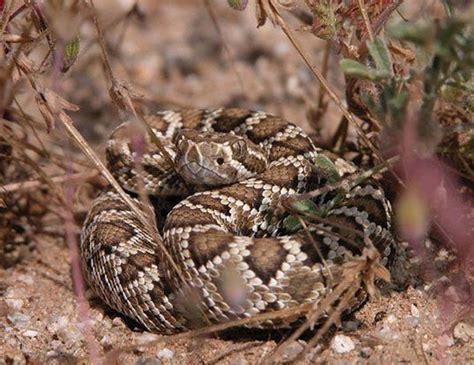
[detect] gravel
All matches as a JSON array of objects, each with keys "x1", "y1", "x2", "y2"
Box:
[{"x1": 331, "y1": 334, "x2": 355, "y2": 354}]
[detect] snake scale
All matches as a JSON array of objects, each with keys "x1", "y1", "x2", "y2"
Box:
[{"x1": 80, "y1": 109, "x2": 396, "y2": 334}]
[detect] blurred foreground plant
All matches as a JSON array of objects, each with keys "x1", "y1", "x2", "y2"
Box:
[{"x1": 340, "y1": 4, "x2": 473, "y2": 284}]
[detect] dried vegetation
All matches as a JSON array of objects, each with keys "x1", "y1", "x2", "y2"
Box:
[{"x1": 0, "y1": 0, "x2": 473, "y2": 364}]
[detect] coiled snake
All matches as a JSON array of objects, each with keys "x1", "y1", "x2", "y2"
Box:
[{"x1": 80, "y1": 109, "x2": 396, "y2": 334}]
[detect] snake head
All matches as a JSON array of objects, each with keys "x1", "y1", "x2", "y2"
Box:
[{"x1": 175, "y1": 129, "x2": 267, "y2": 188}]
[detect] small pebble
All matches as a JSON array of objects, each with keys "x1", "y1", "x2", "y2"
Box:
[
  {"x1": 376, "y1": 324, "x2": 399, "y2": 341},
  {"x1": 360, "y1": 347, "x2": 372, "y2": 358},
  {"x1": 436, "y1": 249, "x2": 449, "y2": 260},
  {"x1": 51, "y1": 340, "x2": 63, "y2": 349},
  {"x1": 405, "y1": 315, "x2": 420, "y2": 327},
  {"x1": 94, "y1": 311, "x2": 104, "y2": 322},
  {"x1": 373, "y1": 311, "x2": 386, "y2": 323},
  {"x1": 100, "y1": 334, "x2": 114, "y2": 348},
  {"x1": 5, "y1": 298, "x2": 24, "y2": 310},
  {"x1": 4, "y1": 288, "x2": 25, "y2": 310},
  {"x1": 281, "y1": 341, "x2": 304, "y2": 360},
  {"x1": 410, "y1": 304, "x2": 420, "y2": 318},
  {"x1": 157, "y1": 348, "x2": 174, "y2": 360},
  {"x1": 18, "y1": 274, "x2": 34, "y2": 285},
  {"x1": 437, "y1": 334, "x2": 454, "y2": 348},
  {"x1": 343, "y1": 320, "x2": 361, "y2": 332},
  {"x1": 453, "y1": 322, "x2": 474, "y2": 343},
  {"x1": 47, "y1": 315, "x2": 69, "y2": 334},
  {"x1": 386, "y1": 314, "x2": 397, "y2": 323},
  {"x1": 331, "y1": 334, "x2": 355, "y2": 354},
  {"x1": 7, "y1": 312, "x2": 31, "y2": 329},
  {"x1": 22, "y1": 329, "x2": 39, "y2": 338},
  {"x1": 61, "y1": 324, "x2": 83, "y2": 342},
  {"x1": 229, "y1": 358, "x2": 248, "y2": 365},
  {"x1": 135, "y1": 357, "x2": 161, "y2": 365},
  {"x1": 136, "y1": 332, "x2": 160, "y2": 346},
  {"x1": 48, "y1": 315, "x2": 83, "y2": 341},
  {"x1": 112, "y1": 317, "x2": 127, "y2": 328}
]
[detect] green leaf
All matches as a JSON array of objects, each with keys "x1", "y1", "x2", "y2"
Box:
[
  {"x1": 340, "y1": 59, "x2": 390, "y2": 81},
  {"x1": 313, "y1": 154, "x2": 341, "y2": 183},
  {"x1": 462, "y1": 136, "x2": 474, "y2": 156},
  {"x1": 282, "y1": 216, "x2": 302, "y2": 233},
  {"x1": 290, "y1": 199, "x2": 319, "y2": 214},
  {"x1": 340, "y1": 59, "x2": 372, "y2": 78},
  {"x1": 388, "y1": 22, "x2": 434, "y2": 45},
  {"x1": 361, "y1": 92, "x2": 384, "y2": 120},
  {"x1": 367, "y1": 37, "x2": 393, "y2": 76},
  {"x1": 227, "y1": 0, "x2": 248, "y2": 11},
  {"x1": 387, "y1": 88, "x2": 409, "y2": 119},
  {"x1": 62, "y1": 35, "x2": 80, "y2": 72}
]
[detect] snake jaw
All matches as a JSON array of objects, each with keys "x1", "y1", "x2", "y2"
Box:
[
  {"x1": 175, "y1": 129, "x2": 267, "y2": 188},
  {"x1": 175, "y1": 139, "x2": 233, "y2": 187}
]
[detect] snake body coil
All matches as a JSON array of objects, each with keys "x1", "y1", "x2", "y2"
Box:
[{"x1": 81, "y1": 109, "x2": 395, "y2": 333}]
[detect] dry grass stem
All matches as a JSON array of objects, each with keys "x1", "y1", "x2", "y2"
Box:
[
  {"x1": 203, "y1": 0, "x2": 246, "y2": 93},
  {"x1": 266, "y1": 247, "x2": 389, "y2": 363},
  {"x1": 357, "y1": 0, "x2": 375, "y2": 42},
  {"x1": 296, "y1": 216, "x2": 333, "y2": 280},
  {"x1": 270, "y1": 5, "x2": 389, "y2": 168},
  {"x1": 104, "y1": 302, "x2": 315, "y2": 362},
  {"x1": 0, "y1": 171, "x2": 98, "y2": 193},
  {"x1": 86, "y1": 0, "x2": 188, "y2": 282},
  {"x1": 357, "y1": 0, "x2": 404, "y2": 55},
  {"x1": 2, "y1": 2, "x2": 472, "y2": 363}
]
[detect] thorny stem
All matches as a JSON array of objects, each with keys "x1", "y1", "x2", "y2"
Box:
[
  {"x1": 288, "y1": 208, "x2": 367, "y2": 250},
  {"x1": 277, "y1": 13, "x2": 351, "y2": 122}
]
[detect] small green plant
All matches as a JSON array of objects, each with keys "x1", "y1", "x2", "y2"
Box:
[{"x1": 340, "y1": 8, "x2": 473, "y2": 152}]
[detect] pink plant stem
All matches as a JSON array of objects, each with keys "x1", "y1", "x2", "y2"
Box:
[
  {"x1": 64, "y1": 175, "x2": 100, "y2": 364},
  {"x1": 399, "y1": 108, "x2": 473, "y2": 364}
]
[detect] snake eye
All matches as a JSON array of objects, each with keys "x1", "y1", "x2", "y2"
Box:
[{"x1": 216, "y1": 157, "x2": 225, "y2": 165}]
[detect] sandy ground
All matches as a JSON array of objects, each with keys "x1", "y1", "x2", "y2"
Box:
[
  {"x1": 1, "y1": 235, "x2": 473, "y2": 364},
  {"x1": 1, "y1": 1, "x2": 473, "y2": 364}
]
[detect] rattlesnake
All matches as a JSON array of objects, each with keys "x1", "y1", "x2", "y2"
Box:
[{"x1": 80, "y1": 109, "x2": 396, "y2": 334}]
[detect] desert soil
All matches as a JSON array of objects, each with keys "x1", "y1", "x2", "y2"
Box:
[{"x1": 1, "y1": 1, "x2": 473, "y2": 364}]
